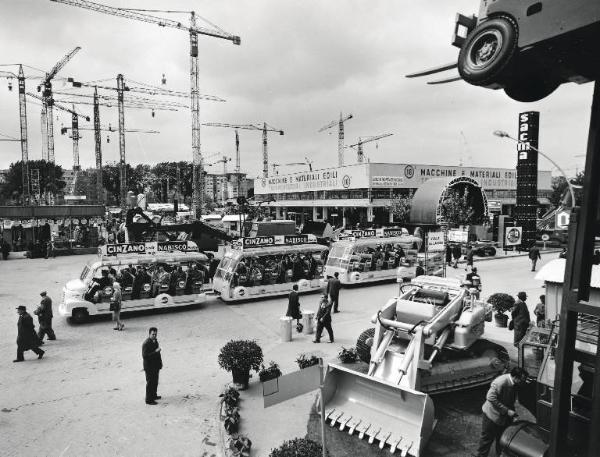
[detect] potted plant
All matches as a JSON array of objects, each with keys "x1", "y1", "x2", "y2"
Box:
[
  {"x1": 219, "y1": 386, "x2": 240, "y2": 408},
  {"x1": 296, "y1": 353, "x2": 320, "y2": 369},
  {"x1": 218, "y1": 339, "x2": 264, "y2": 389},
  {"x1": 487, "y1": 293, "x2": 515, "y2": 328},
  {"x1": 228, "y1": 434, "x2": 252, "y2": 457},
  {"x1": 337, "y1": 346, "x2": 358, "y2": 363},
  {"x1": 223, "y1": 405, "x2": 240, "y2": 434},
  {"x1": 258, "y1": 361, "x2": 282, "y2": 382},
  {"x1": 269, "y1": 437, "x2": 327, "y2": 457}
]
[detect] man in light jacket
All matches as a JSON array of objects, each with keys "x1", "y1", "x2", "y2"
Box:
[{"x1": 475, "y1": 367, "x2": 529, "y2": 457}]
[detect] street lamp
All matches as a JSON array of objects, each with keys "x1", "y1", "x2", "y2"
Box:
[{"x1": 493, "y1": 130, "x2": 576, "y2": 207}]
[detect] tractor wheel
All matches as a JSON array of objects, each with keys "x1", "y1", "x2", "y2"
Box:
[
  {"x1": 458, "y1": 16, "x2": 518, "y2": 86},
  {"x1": 71, "y1": 308, "x2": 89, "y2": 324},
  {"x1": 356, "y1": 328, "x2": 375, "y2": 364}
]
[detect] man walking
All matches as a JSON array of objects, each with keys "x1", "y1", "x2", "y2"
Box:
[
  {"x1": 511, "y1": 292, "x2": 531, "y2": 347},
  {"x1": 452, "y1": 243, "x2": 462, "y2": 268},
  {"x1": 313, "y1": 294, "x2": 334, "y2": 343},
  {"x1": 329, "y1": 272, "x2": 342, "y2": 313},
  {"x1": 34, "y1": 291, "x2": 56, "y2": 342},
  {"x1": 528, "y1": 243, "x2": 541, "y2": 271},
  {"x1": 14, "y1": 305, "x2": 45, "y2": 362},
  {"x1": 286, "y1": 284, "x2": 302, "y2": 329},
  {"x1": 142, "y1": 327, "x2": 163, "y2": 405},
  {"x1": 474, "y1": 367, "x2": 529, "y2": 457}
]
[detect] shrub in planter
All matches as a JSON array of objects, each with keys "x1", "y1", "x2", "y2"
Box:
[
  {"x1": 223, "y1": 405, "x2": 241, "y2": 434},
  {"x1": 228, "y1": 434, "x2": 252, "y2": 457},
  {"x1": 487, "y1": 293, "x2": 515, "y2": 327},
  {"x1": 296, "y1": 353, "x2": 320, "y2": 369},
  {"x1": 269, "y1": 437, "x2": 327, "y2": 457},
  {"x1": 218, "y1": 340, "x2": 263, "y2": 388},
  {"x1": 337, "y1": 346, "x2": 358, "y2": 363},
  {"x1": 219, "y1": 386, "x2": 240, "y2": 408},
  {"x1": 259, "y1": 361, "x2": 282, "y2": 382}
]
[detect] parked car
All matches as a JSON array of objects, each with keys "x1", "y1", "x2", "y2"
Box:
[{"x1": 462, "y1": 240, "x2": 497, "y2": 257}]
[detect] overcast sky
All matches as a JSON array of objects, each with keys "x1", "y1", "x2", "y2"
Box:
[{"x1": 0, "y1": 0, "x2": 593, "y2": 178}]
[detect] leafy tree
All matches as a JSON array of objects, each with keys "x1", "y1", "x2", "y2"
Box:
[
  {"x1": 550, "y1": 172, "x2": 584, "y2": 207},
  {"x1": 439, "y1": 186, "x2": 484, "y2": 226},
  {"x1": 1, "y1": 160, "x2": 65, "y2": 204},
  {"x1": 150, "y1": 161, "x2": 193, "y2": 202},
  {"x1": 102, "y1": 162, "x2": 139, "y2": 205},
  {"x1": 387, "y1": 194, "x2": 412, "y2": 223}
]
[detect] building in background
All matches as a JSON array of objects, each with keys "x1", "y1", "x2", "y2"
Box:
[
  {"x1": 204, "y1": 172, "x2": 250, "y2": 205},
  {"x1": 254, "y1": 162, "x2": 553, "y2": 227}
]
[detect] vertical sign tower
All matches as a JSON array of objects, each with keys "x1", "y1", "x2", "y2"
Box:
[{"x1": 516, "y1": 111, "x2": 539, "y2": 249}]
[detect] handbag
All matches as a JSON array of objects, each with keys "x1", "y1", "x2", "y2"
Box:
[
  {"x1": 109, "y1": 300, "x2": 117, "y2": 312},
  {"x1": 508, "y1": 320, "x2": 514, "y2": 330}
]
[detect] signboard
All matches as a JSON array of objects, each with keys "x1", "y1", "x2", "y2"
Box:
[
  {"x1": 427, "y1": 231, "x2": 445, "y2": 252},
  {"x1": 555, "y1": 210, "x2": 570, "y2": 229},
  {"x1": 516, "y1": 111, "x2": 540, "y2": 249},
  {"x1": 447, "y1": 229, "x2": 468, "y2": 243},
  {"x1": 102, "y1": 243, "x2": 148, "y2": 256},
  {"x1": 255, "y1": 165, "x2": 369, "y2": 194},
  {"x1": 100, "y1": 241, "x2": 199, "y2": 256},
  {"x1": 157, "y1": 241, "x2": 199, "y2": 252},
  {"x1": 263, "y1": 364, "x2": 321, "y2": 408},
  {"x1": 237, "y1": 234, "x2": 317, "y2": 249},
  {"x1": 505, "y1": 226, "x2": 523, "y2": 246}
]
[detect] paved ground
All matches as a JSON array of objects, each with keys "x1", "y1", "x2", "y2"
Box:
[{"x1": 0, "y1": 249, "x2": 556, "y2": 457}]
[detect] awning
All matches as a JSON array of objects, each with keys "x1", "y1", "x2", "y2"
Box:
[{"x1": 0, "y1": 205, "x2": 105, "y2": 220}]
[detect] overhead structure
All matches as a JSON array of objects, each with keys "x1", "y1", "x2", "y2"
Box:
[
  {"x1": 202, "y1": 122, "x2": 284, "y2": 178},
  {"x1": 271, "y1": 160, "x2": 311, "y2": 175},
  {"x1": 318, "y1": 112, "x2": 353, "y2": 167},
  {"x1": 347, "y1": 133, "x2": 393, "y2": 163},
  {"x1": 50, "y1": 0, "x2": 241, "y2": 218},
  {"x1": 38, "y1": 47, "x2": 81, "y2": 163}
]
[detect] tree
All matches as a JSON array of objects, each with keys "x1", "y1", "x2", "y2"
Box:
[
  {"x1": 550, "y1": 176, "x2": 568, "y2": 207},
  {"x1": 102, "y1": 162, "x2": 140, "y2": 205},
  {"x1": 439, "y1": 186, "x2": 484, "y2": 226},
  {"x1": 387, "y1": 194, "x2": 412, "y2": 224},
  {"x1": 1, "y1": 160, "x2": 65, "y2": 204}
]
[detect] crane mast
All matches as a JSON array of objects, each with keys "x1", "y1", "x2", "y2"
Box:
[
  {"x1": 117, "y1": 73, "x2": 127, "y2": 210},
  {"x1": 235, "y1": 130, "x2": 240, "y2": 198},
  {"x1": 93, "y1": 87, "x2": 103, "y2": 204},
  {"x1": 318, "y1": 112, "x2": 353, "y2": 167},
  {"x1": 18, "y1": 65, "x2": 29, "y2": 204},
  {"x1": 348, "y1": 133, "x2": 394, "y2": 163}
]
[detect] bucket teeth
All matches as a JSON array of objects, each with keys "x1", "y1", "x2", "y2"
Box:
[
  {"x1": 368, "y1": 428, "x2": 381, "y2": 445},
  {"x1": 329, "y1": 410, "x2": 343, "y2": 426},
  {"x1": 379, "y1": 432, "x2": 392, "y2": 450},
  {"x1": 358, "y1": 423, "x2": 371, "y2": 440},
  {"x1": 347, "y1": 419, "x2": 361, "y2": 435},
  {"x1": 325, "y1": 408, "x2": 336, "y2": 420},
  {"x1": 339, "y1": 415, "x2": 352, "y2": 431},
  {"x1": 389, "y1": 436, "x2": 402, "y2": 454},
  {"x1": 399, "y1": 441, "x2": 413, "y2": 457}
]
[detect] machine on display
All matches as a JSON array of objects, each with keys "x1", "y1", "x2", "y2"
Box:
[
  {"x1": 212, "y1": 234, "x2": 328, "y2": 302},
  {"x1": 407, "y1": 0, "x2": 600, "y2": 102},
  {"x1": 324, "y1": 229, "x2": 423, "y2": 285},
  {"x1": 320, "y1": 275, "x2": 508, "y2": 456},
  {"x1": 59, "y1": 241, "x2": 210, "y2": 323}
]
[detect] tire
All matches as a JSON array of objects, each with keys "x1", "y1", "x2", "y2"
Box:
[
  {"x1": 71, "y1": 308, "x2": 89, "y2": 324},
  {"x1": 488, "y1": 247, "x2": 497, "y2": 256},
  {"x1": 356, "y1": 328, "x2": 375, "y2": 363},
  {"x1": 458, "y1": 17, "x2": 518, "y2": 86}
]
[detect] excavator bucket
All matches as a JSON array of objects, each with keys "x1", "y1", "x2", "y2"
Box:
[{"x1": 320, "y1": 363, "x2": 435, "y2": 456}]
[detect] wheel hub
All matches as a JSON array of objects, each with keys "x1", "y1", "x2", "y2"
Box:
[{"x1": 471, "y1": 30, "x2": 502, "y2": 68}]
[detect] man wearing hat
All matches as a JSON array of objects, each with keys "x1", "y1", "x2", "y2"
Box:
[
  {"x1": 34, "y1": 291, "x2": 56, "y2": 342},
  {"x1": 313, "y1": 294, "x2": 334, "y2": 344},
  {"x1": 511, "y1": 292, "x2": 531, "y2": 347},
  {"x1": 14, "y1": 305, "x2": 45, "y2": 362}
]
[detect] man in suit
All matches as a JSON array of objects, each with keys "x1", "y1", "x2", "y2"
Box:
[
  {"x1": 313, "y1": 294, "x2": 334, "y2": 343},
  {"x1": 14, "y1": 305, "x2": 45, "y2": 362},
  {"x1": 329, "y1": 272, "x2": 342, "y2": 313},
  {"x1": 512, "y1": 291, "x2": 531, "y2": 347},
  {"x1": 475, "y1": 367, "x2": 529, "y2": 457},
  {"x1": 286, "y1": 284, "x2": 302, "y2": 328},
  {"x1": 34, "y1": 291, "x2": 56, "y2": 342},
  {"x1": 142, "y1": 327, "x2": 163, "y2": 405},
  {"x1": 528, "y1": 244, "x2": 541, "y2": 271}
]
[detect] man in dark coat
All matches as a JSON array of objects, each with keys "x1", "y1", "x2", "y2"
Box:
[
  {"x1": 445, "y1": 244, "x2": 453, "y2": 266},
  {"x1": 528, "y1": 244, "x2": 541, "y2": 271},
  {"x1": 34, "y1": 291, "x2": 56, "y2": 342},
  {"x1": 452, "y1": 244, "x2": 462, "y2": 268},
  {"x1": 329, "y1": 272, "x2": 342, "y2": 313},
  {"x1": 142, "y1": 327, "x2": 163, "y2": 405},
  {"x1": 14, "y1": 305, "x2": 45, "y2": 362},
  {"x1": 286, "y1": 284, "x2": 302, "y2": 326},
  {"x1": 313, "y1": 294, "x2": 334, "y2": 343},
  {"x1": 1, "y1": 238, "x2": 10, "y2": 260},
  {"x1": 511, "y1": 291, "x2": 531, "y2": 347}
]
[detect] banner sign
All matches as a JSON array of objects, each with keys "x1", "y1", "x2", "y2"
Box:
[
  {"x1": 237, "y1": 234, "x2": 317, "y2": 249},
  {"x1": 157, "y1": 241, "x2": 198, "y2": 253},
  {"x1": 100, "y1": 241, "x2": 199, "y2": 257},
  {"x1": 505, "y1": 226, "x2": 523, "y2": 246},
  {"x1": 447, "y1": 229, "x2": 468, "y2": 243},
  {"x1": 427, "y1": 231, "x2": 445, "y2": 252},
  {"x1": 102, "y1": 243, "x2": 147, "y2": 256}
]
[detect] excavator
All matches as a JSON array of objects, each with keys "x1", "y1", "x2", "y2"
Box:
[{"x1": 320, "y1": 275, "x2": 509, "y2": 456}]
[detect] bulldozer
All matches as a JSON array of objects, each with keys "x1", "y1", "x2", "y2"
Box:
[{"x1": 320, "y1": 275, "x2": 509, "y2": 456}]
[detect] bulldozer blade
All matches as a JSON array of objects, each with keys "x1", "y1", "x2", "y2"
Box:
[{"x1": 320, "y1": 363, "x2": 435, "y2": 456}]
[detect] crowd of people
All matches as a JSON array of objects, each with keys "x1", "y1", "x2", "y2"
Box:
[
  {"x1": 347, "y1": 243, "x2": 409, "y2": 272},
  {"x1": 231, "y1": 251, "x2": 327, "y2": 287}
]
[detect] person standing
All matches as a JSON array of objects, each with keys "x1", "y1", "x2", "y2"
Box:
[
  {"x1": 452, "y1": 244, "x2": 462, "y2": 269},
  {"x1": 14, "y1": 305, "x2": 45, "y2": 362},
  {"x1": 445, "y1": 244, "x2": 453, "y2": 266},
  {"x1": 511, "y1": 291, "x2": 531, "y2": 346},
  {"x1": 111, "y1": 282, "x2": 124, "y2": 331},
  {"x1": 329, "y1": 272, "x2": 342, "y2": 313},
  {"x1": 465, "y1": 245, "x2": 474, "y2": 271},
  {"x1": 528, "y1": 244, "x2": 541, "y2": 271},
  {"x1": 142, "y1": 327, "x2": 163, "y2": 405},
  {"x1": 534, "y1": 294, "x2": 546, "y2": 327},
  {"x1": 474, "y1": 367, "x2": 529, "y2": 457},
  {"x1": 34, "y1": 291, "x2": 56, "y2": 342},
  {"x1": 286, "y1": 284, "x2": 302, "y2": 328},
  {"x1": 415, "y1": 261, "x2": 425, "y2": 278},
  {"x1": 313, "y1": 294, "x2": 334, "y2": 343},
  {"x1": 1, "y1": 238, "x2": 10, "y2": 260}
]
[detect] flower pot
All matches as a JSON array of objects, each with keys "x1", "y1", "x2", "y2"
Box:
[
  {"x1": 494, "y1": 313, "x2": 509, "y2": 328},
  {"x1": 231, "y1": 367, "x2": 250, "y2": 389}
]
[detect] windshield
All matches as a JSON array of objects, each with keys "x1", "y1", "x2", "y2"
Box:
[
  {"x1": 215, "y1": 254, "x2": 239, "y2": 280},
  {"x1": 326, "y1": 243, "x2": 352, "y2": 268}
]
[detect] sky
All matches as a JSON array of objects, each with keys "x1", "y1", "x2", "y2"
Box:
[{"x1": 0, "y1": 0, "x2": 594, "y2": 179}]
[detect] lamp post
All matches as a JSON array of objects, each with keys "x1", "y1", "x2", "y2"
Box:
[{"x1": 493, "y1": 130, "x2": 576, "y2": 208}]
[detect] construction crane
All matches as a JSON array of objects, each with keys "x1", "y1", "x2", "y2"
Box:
[
  {"x1": 50, "y1": 0, "x2": 241, "y2": 218},
  {"x1": 347, "y1": 133, "x2": 394, "y2": 163},
  {"x1": 202, "y1": 122, "x2": 284, "y2": 178},
  {"x1": 0, "y1": 66, "x2": 31, "y2": 203},
  {"x1": 206, "y1": 155, "x2": 231, "y2": 203},
  {"x1": 271, "y1": 160, "x2": 312, "y2": 175},
  {"x1": 318, "y1": 112, "x2": 353, "y2": 167},
  {"x1": 38, "y1": 47, "x2": 81, "y2": 163}
]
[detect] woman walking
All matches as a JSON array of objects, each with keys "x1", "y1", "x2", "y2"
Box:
[{"x1": 112, "y1": 282, "x2": 124, "y2": 331}]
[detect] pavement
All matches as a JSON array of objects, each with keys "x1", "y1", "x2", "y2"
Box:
[{"x1": 219, "y1": 248, "x2": 560, "y2": 457}]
